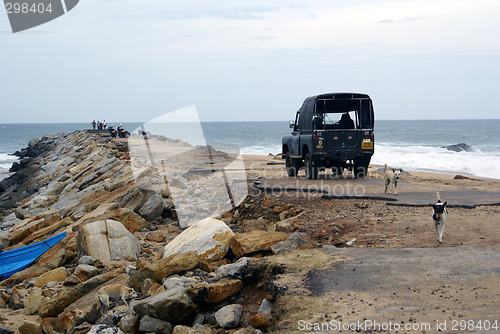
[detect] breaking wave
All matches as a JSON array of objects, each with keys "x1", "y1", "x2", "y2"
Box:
[{"x1": 372, "y1": 143, "x2": 500, "y2": 179}]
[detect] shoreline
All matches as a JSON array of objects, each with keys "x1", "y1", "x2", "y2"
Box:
[{"x1": 0, "y1": 131, "x2": 499, "y2": 332}]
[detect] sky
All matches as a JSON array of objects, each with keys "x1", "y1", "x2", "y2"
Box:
[{"x1": 0, "y1": 0, "x2": 499, "y2": 123}]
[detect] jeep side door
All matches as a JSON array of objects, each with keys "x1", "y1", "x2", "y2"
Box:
[{"x1": 291, "y1": 111, "x2": 300, "y2": 156}]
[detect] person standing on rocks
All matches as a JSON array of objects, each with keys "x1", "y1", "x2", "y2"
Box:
[{"x1": 92, "y1": 120, "x2": 96, "y2": 130}]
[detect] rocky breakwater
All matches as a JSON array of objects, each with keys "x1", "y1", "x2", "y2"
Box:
[{"x1": 0, "y1": 131, "x2": 312, "y2": 333}]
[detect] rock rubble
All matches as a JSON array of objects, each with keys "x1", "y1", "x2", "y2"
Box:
[{"x1": 0, "y1": 131, "x2": 311, "y2": 333}]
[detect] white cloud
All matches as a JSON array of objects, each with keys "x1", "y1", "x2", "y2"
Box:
[{"x1": 0, "y1": 0, "x2": 499, "y2": 122}]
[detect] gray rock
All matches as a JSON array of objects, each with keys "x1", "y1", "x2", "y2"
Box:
[
  {"x1": 79, "y1": 255, "x2": 96, "y2": 265},
  {"x1": 216, "y1": 257, "x2": 251, "y2": 278},
  {"x1": 271, "y1": 232, "x2": 309, "y2": 254},
  {"x1": 257, "y1": 298, "x2": 273, "y2": 315},
  {"x1": 28, "y1": 137, "x2": 40, "y2": 148},
  {"x1": 215, "y1": 304, "x2": 242, "y2": 329},
  {"x1": 446, "y1": 143, "x2": 474, "y2": 152},
  {"x1": 87, "y1": 324, "x2": 124, "y2": 334},
  {"x1": 139, "y1": 315, "x2": 173, "y2": 334},
  {"x1": 139, "y1": 194, "x2": 165, "y2": 220},
  {"x1": 0, "y1": 213, "x2": 20, "y2": 229},
  {"x1": 163, "y1": 276, "x2": 197, "y2": 291},
  {"x1": 125, "y1": 265, "x2": 136, "y2": 275},
  {"x1": 0, "y1": 327, "x2": 15, "y2": 334},
  {"x1": 117, "y1": 313, "x2": 139, "y2": 334},
  {"x1": 133, "y1": 286, "x2": 197, "y2": 324},
  {"x1": 191, "y1": 313, "x2": 206, "y2": 327},
  {"x1": 74, "y1": 264, "x2": 99, "y2": 280},
  {"x1": 14, "y1": 208, "x2": 33, "y2": 220}
]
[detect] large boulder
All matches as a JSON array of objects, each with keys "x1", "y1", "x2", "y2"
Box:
[
  {"x1": 77, "y1": 220, "x2": 139, "y2": 262},
  {"x1": 230, "y1": 230, "x2": 288, "y2": 257},
  {"x1": 163, "y1": 218, "x2": 234, "y2": 262}
]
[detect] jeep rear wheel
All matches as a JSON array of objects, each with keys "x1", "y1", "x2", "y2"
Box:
[
  {"x1": 285, "y1": 154, "x2": 299, "y2": 177},
  {"x1": 354, "y1": 157, "x2": 371, "y2": 179},
  {"x1": 304, "y1": 153, "x2": 318, "y2": 179}
]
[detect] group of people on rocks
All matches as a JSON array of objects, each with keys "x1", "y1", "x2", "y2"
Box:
[{"x1": 91, "y1": 120, "x2": 107, "y2": 130}]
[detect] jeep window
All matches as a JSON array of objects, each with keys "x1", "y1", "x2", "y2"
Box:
[
  {"x1": 313, "y1": 98, "x2": 373, "y2": 130},
  {"x1": 315, "y1": 111, "x2": 358, "y2": 130},
  {"x1": 298, "y1": 104, "x2": 313, "y2": 130},
  {"x1": 293, "y1": 111, "x2": 300, "y2": 131}
]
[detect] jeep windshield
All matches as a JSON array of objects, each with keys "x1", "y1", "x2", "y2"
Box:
[{"x1": 312, "y1": 96, "x2": 374, "y2": 130}]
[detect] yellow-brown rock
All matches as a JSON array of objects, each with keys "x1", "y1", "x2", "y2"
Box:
[
  {"x1": 249, "y1": 313, "x2": 272, "y2": 332},
  {"x1": 129, "y1": 251, "x2": 199, "y2": 291},
  {"x1": 230, "y1": 231, "x2": 289, "y2": 257},
  {"x1": 188, "y1": 277, "x2": 243, "y2": 304},
  {"x1": 8, "y1": 213, "x2": 61, "y2": 245},
  {"x1": 34, "y1": 267, "x2": 68, "y2": 287}
]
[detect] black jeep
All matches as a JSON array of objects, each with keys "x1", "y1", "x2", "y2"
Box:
[{"x1": 282, "y1": 93, "x2": 374, "y2": 179}]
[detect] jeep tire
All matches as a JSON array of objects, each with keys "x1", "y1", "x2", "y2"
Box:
[
  {"x1": 304, "y1": 152, "x2": 318, "y2": 179},
  {"x1": 286, "y1": 154, "x2": 300, "y2": 177},
  {"x1": 354, "y1": 157, "x2": 371, "y2": 179}
]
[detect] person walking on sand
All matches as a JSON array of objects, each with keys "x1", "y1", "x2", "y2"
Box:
[{"x1": 92, "y1": 120, "x2": 96, "y2": 130}]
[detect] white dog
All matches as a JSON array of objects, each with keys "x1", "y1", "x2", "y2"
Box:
[
  {"x1": 96, "y1": 284, "x2": 137, "y2": 315},
  {"x1": 384, "y1": 163, "x2": 401, "y2": 195},
  {"x1": 432, "y1": 192, "x2": 448, "y2": 243}
]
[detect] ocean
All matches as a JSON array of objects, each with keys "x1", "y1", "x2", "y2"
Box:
[{"x1": 1, "y1": 120, "x2": 499, "y2": 179}]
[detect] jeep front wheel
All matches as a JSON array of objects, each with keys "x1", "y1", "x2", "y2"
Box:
[
  {"x1": 304, "y1": 153, "x2": 318, "y2": 179},
  {"x1": 285, "y1": 154, "x2": 299, "y2": 177}
]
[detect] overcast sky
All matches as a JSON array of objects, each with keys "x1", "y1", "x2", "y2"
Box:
[{"x1": 1, "y1": 0, "x2": 499, "y2": 123}]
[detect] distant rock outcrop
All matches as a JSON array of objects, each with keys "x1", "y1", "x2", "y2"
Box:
[{"x1": 446, "y1": 143, "x2": 475, "y2": 152}]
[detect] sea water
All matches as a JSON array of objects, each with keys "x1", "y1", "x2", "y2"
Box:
[{"x1": 0, "y1": 120, "x2": 499, "y2": 180}]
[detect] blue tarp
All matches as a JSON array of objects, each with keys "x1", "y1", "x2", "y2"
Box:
[{"x1": 0, "y1": 231, "x2": 66, "y2": 281}]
